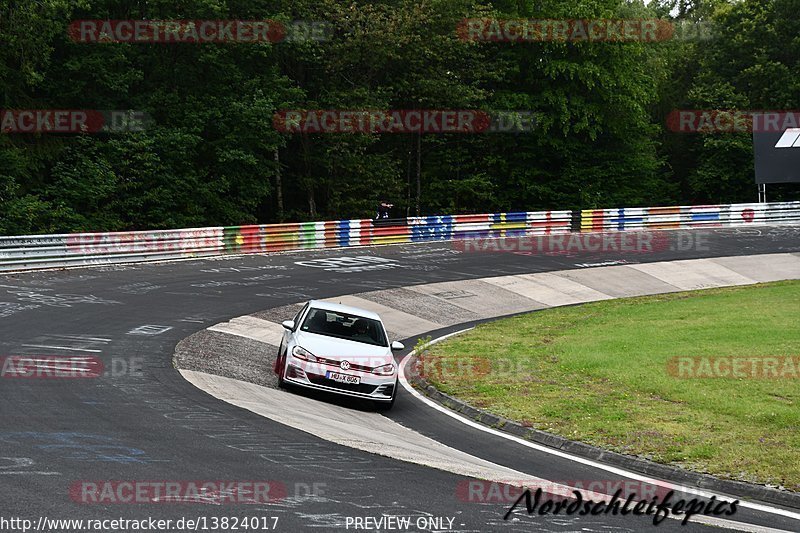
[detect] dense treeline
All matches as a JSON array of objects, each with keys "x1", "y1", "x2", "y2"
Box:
[{"x1": 1, "y1": 0, "x2": 798, "y2": 234}]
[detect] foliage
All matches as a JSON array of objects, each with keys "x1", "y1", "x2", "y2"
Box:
[{"x1": 0, "y1": 0, "x2": 797, "y2": 234}]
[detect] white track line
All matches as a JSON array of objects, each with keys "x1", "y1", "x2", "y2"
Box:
[
  {"x1": 398, "y1": 329, "x2": 800, "y2": 528},
  {"x1": 21, "y1": 344, "x2": 102, "y2": 353}
]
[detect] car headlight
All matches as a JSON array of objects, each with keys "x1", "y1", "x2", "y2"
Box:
[
  {"x1": 292, "y1": 345, "x2": 318, "y2": 362},
  {"x1": 372, "y1": 363, "x2": 396, "y2": 376}
]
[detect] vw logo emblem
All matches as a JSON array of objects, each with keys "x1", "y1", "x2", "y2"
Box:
[{"x1": 340, "y1": 360, "x2": 351, "y2": 371}]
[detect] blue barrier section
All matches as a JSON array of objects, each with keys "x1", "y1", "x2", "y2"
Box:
[
  {"x1": 691, "y1": 212, "x2": 721, "y2": 222},
  {"x1": 504, "y1": 212, "x2": 528, "y2": 223},
  {"x1": 338, "y1": 220, "x2": 350, "y2": 246},
  {"x1": 411, "y1": 216, "x2": 453, "y2": 242},
  {"x1": 488, "y1": 212, "x2": 527, "y2": 237},
  {"x1": 609, "y1": 208, "x2": 644, "y2": 231},
  {"x1": 506, "y1": 212, "x2": 529, "y2": 236}
]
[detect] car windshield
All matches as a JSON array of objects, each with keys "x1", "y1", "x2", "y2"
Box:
[{"x1": 300, "y1": 308, "x2": 388, "y2": 347}]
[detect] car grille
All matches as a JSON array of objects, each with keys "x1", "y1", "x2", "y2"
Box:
[
  {"x1": 315, "y1": 356, "x2": 373, "y2": 372},
  {"x1": 306, "y1": 374, "x2": 378, "y2": 395}
]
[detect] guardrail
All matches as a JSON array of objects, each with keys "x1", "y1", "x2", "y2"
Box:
[
  {"x1": 1, "y1": 202, "x2": 798, "y2": 272},
  {"x1": 579, "y1": 202, "x2": 800, "y2": 232}
]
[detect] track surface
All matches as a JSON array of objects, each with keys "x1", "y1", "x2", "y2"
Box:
[{"x1": 2, "y1": 226, "x2": 799, "y2": 532}]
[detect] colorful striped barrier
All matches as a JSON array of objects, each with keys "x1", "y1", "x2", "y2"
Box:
[
  {"x1": 579, "y1": 202, "x2": 800, "y2": 233},
  {"x1": 1, "y1": 202, "x2": 798, "y2": 272}
]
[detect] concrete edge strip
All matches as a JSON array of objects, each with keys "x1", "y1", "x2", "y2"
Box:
[{"x1": 178, "y1": 369, "x2": 608, "y2": 497}]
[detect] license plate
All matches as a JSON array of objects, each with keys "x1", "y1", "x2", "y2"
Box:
[{"x1": 326, "y1": 371, "x2": 360, "y2": 385}]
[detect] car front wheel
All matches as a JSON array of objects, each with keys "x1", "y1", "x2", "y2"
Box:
[{"x1": 276, "y1": 351, "x2": 287, "y2": 389}]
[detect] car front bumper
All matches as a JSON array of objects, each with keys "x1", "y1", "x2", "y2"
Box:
[{"x1": 284, "y1": 360, "x2": 396, "y2": 401}]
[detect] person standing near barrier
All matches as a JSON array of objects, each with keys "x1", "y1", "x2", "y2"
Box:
[{"x1": 376, "y1": 200, "x2": 393, "y2": 219}]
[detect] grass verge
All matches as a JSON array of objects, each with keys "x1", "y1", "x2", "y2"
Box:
[{"x1": 421, "y1": 281, "x2": 800, "y2": 491}]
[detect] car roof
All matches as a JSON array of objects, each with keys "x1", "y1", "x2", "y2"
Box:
[{"x1": 306, "y1": 300, "x2": 382, "y2": 321}]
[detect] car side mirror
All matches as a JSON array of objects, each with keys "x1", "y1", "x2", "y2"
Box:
[
  {"x1": 281, "y1": 320, "x2": 295, "y2": 331},
  {"x1": 391, "y1": 341, "x2": 404, "y2": 351}
]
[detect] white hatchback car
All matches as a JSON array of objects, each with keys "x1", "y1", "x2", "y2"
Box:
[{"x1": 274, "y1": 300, "x2": 405, "y2": 409}]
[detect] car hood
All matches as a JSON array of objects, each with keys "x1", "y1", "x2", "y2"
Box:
[{"x1": 294, "y1": 331, "x2": 392, "y2": 362}]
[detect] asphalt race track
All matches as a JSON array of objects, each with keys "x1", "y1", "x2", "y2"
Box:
[{"x1": 2, "y1": 226, "x2": 800, "y2": 532}]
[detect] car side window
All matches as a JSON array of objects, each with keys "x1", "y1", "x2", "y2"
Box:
[
  {"x1": 302, "y1": 309, "x2": 329, "y2": 333},
  {"x1": 292, "y1": 303, "x2": 309, "y2": 331}
]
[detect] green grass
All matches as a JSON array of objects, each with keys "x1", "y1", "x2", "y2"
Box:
[{"x1": 423, "y1": 281, "x2": 800, "y2": 491}]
